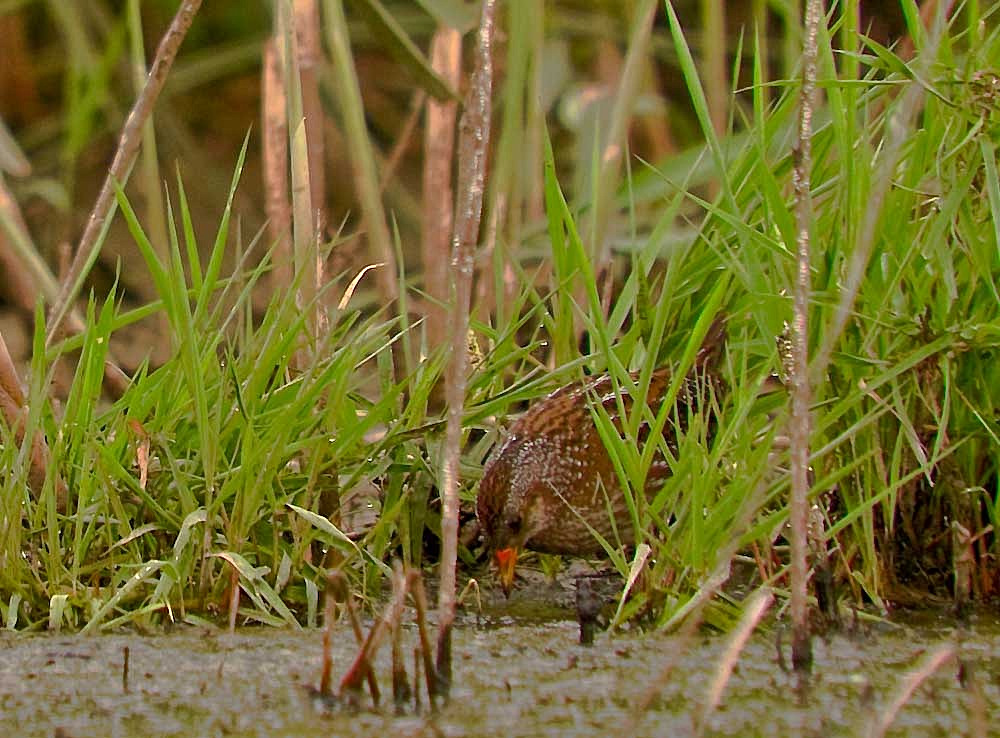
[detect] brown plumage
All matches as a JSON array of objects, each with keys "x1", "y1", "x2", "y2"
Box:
[{"x1": 476, "y1": 319, "x2": 727, "y2": 593}]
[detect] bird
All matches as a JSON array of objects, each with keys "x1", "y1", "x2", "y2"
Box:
[{"x1": 476, "y1": 317, "x2": 729, "y2": 596}]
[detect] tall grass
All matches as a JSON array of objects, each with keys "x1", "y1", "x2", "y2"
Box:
[
  {"x1": 1, "y1": 148, "x2": 408, "y2": 630},
  {"x1": 465, "y1": 0, "x2": 1000, "y2": 624}
]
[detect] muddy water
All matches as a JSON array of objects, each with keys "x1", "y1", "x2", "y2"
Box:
[{"x1": 1, "y1": 609, "x2": 998, "y2": 738}]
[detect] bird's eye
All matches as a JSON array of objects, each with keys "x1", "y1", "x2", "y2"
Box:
[{"x1": 505, "y1": 515, "x2": 522, "y2": 533}]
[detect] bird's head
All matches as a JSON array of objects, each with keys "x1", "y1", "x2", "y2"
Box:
[{"x1": 476, "y1": 444, "x2": 550, "y2": 596}]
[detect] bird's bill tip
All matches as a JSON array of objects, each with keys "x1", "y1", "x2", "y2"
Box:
[{"x1": 495, "y1": 547, "x2": 518, "y2": 597}]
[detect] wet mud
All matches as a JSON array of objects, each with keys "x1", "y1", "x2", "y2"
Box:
[{"x1": 1, "y1": 603, "x2": 997, "y2": 738}]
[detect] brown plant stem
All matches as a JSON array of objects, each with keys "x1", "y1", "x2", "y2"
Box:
[
  {"x1": 0, "y1": 330, "x2": 62, "y2": 502},
  {"x1": 328, "y1": 570, "x2": 380, "y2": 702},
  {"x1": 226, "y1": 565, "x2": 240, "y2": 633},
  {"x1": 121, "y1": 646, "x2": 130, "y2": 694},
  {"x1": 866, "y1": 644, "x2": 956, "y2": 738},
  {"x1": 318, "y1": 578, "x2": 336, "y2": 695},
  {"x1": 436, "y1": 0, "x2": 497, "y2": 697},
  {"x1": 421, "y1": 26, "x2": 461, "y2": 353},
  {"x1": 281, "y1": 0, "x2": 325, "y2": 363},
  {"x1": 0, "y1": 180, "x2": 130, "y2": 398},
  {"x1": 0, "y1": 181, "x2": 40, "y2": 313},
  {"x1": 693, "y1": 589, "x2": 773, "y2": 736},
  {"x1": 789, "y1": 0, "x2": 823, "y2": 674},
  {"x1": 701, "y1": 0, "x2": 726, "y2": 135},
  {"x1": 391, "y1": 606, "x2": 412, "y2": 710},
  {"x1": 409, "y1": 571, "x2": 438, "y2": 702},
  {"x1": 338, "y1": 563, "x2": 409, "y2": 705},
  {"x1": 47, "y1": 0, "x2": 204, "y2": 346},
  {"x1": 700, "y1": 0, "x2": 726, "y2": 203},
  {"x1": 262, "y1": 38, "x2": 293, "y2": 293},
  {"x1": 293, "y1": 0, "x2": 326, "y2": 230}
]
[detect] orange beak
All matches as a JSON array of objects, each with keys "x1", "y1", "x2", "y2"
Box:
[{"x1": 495, "y1": 547, "x2": 519, "y2": 598}]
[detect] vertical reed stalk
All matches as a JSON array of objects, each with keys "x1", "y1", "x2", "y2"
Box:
[
  {"x1": 421, "y1": 27, "x2": 461, "y2": 353},
  {"x1": 789, "y1": 0, "x2": 823, "y2": 673},
  {"x1": 436, "y1": 0, "x2": 497, "y2": 696},
  {"x1": 700, "y1": 0, "x2": 726, "y2": 138},
  {"x1": 262, "y1": 37, "x2": 293, "y2": 292},
  {"x1": 294, "y1": 0, "x2": 326, "y2": 230}
]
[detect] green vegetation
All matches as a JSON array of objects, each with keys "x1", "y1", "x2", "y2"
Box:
[{"x1": 0, "y1": 2, "x2": 998, "y2": 632}]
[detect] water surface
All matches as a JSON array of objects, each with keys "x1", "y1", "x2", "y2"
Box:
[{"x1": 1, "y1": 607, "x2": 997, "y2": 737}]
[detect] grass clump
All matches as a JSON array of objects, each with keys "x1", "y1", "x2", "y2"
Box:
[
  {"x1": 2, "y1": 152, "x2": 404, "y2": 631},
  {"x1": 464, "y1": 3, "x2": 1000, "y2": 624}
]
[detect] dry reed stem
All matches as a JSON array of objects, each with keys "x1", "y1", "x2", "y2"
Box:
[
  {"x1": 329, "y1": 570, "x2": 381, "y2": 702},
  {"x1": 339, "y1": 563, "x2": 410, "y2": 704},
  {"x1": 474, "y1": 192, "x2": 505, "y2": 324},
  {"x1": 411, "y1": 647, "x2": 422, "y2": 714},
  {"x1": 262, "y1": 38, "x2": 293, "y2": 292},
  {"x1": 0, "y1": 180, "x2": 64, "y2": 314},
  {"x1": 951, "y1": 520, "x2": 974, "y2": 609},
  {"x1": 0, "y1": 329, "x2": 26, "y2": 416},
  {"x1": 121, "y1": 646, "x2": 130, "y2": 694},
  {"x1": 381, "y1": 89, "x2": 426, "y2": 196},
  {"x1": 283, "y1": 0, "x2": 325, "y2": 360},
  {"x1": 47, "y1": 0, "x2": 204, "y2": 346},
  {"x1": 637, "y1": 56, "x2": 675, "y2": 159},
  {"x1": 293, "y1": 0, "x2": 326, "y2": 230},
  {"x1": 421, "y1": 26, "x2": 461, "y2": 353},
  {"x1": 408, "y1": 572, "x2": 438, "y2": 702},
  {"x1": 693, "y1": 588, "x2": 774, "y2": 736},
  {"x1": 0, "y1": 15, "x2": 41, "y2": 133},
  {"x1": 621, "y1": 596, "x2": 707, "y2": 736},
  {"x1": 226, "y1": 565, "x2": 240, "y2": 633},
  {"x1": 0, "y1": 329, "x2": 58, "y2": 498},
  {"x1": 318, "y1": 578, "x2": 336, "y2": 695},
  {"x1": 866, "y1": 643, "x2": 956, "y2": 738},
  {"x1": 700, "y1": 0, "x2": 726, "y2": 204},
  {"x1": 0, "y1": 180, "x2": 124, "y2": 399},
  {"x1": 788, "y1": 0, "x2": 823, "y2": 674},
  {"x1": 0, "y1": 183, "x2": 39, "y2": 313},
  {"x1": 436, "y1": 0, "x2": 497, "y2": 696},
  {"x1": 391, "y1": 605, "x2": 412, "y2": 709}
]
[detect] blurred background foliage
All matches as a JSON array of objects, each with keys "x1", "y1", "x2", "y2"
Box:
[{"x1": 0, "y1": 0, "x2": 909, "y2": 367}]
